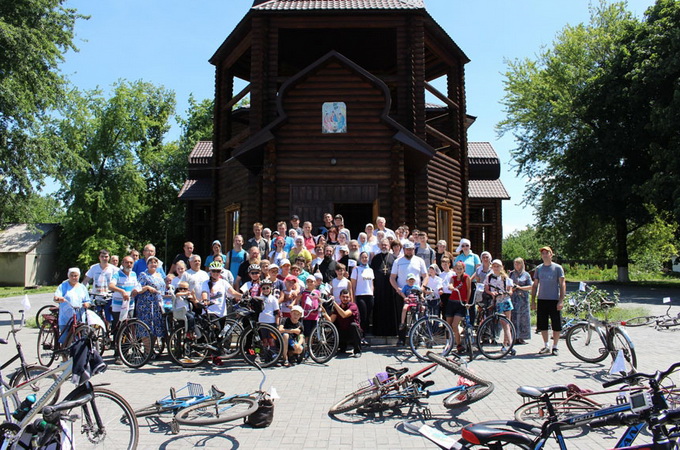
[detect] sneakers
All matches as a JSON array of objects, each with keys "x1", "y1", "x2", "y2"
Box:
[
  {"x1": 538, "y1": 346, "x2": 551, "y2": 355},
  {"x1": 552, "y1": 347, "x2": 559, "y2": 356}
]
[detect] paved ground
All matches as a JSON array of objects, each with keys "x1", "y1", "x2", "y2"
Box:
[{"x1": 0, "y1": 283, "x2": 679, "y2": 449}]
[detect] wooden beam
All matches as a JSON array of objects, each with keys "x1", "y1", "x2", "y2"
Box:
[
  {"x1": 426, "y1": 124, "x2": 460, "y2": 149},
  {"x1": 220, "y1": 128, "x2": 251, "y2": 151},
  {"x1": 425, "y1": 81, "x2": 459, "y2": 110},
  {"x1": 223, "y1": 83, "x2": 251, "y2": 112}
]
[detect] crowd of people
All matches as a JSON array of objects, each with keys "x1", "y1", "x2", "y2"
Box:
[{"x1": 54, "y1": 212, "x2": 566, "y2": 363}]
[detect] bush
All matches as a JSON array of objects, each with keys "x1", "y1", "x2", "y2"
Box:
[{"x1": 564, "y1": 284, "x2": 619, "y2": 316}]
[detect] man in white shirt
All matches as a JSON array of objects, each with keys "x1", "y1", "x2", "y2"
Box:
[
  {"x1": 389, "y1": 241, "x2": 428, "y2": 291},
  {"x1": 184, "y1": 254, "x2": 209, "y2": 301}
]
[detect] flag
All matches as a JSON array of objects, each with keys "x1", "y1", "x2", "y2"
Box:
[
  {"x1": 21, "y1": 294, "x2": 31, "y2": 313},
  {"x1": 609, "y1": 349, "x2": 628, "y2": 376}
]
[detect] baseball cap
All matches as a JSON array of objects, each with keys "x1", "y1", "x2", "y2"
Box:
[
  {"x1": 403, "y1": 241, "x2": 415, "y2": 249},
  {"x1": 291, "y1": 305, "x2": 304, "y2": 315},
  {"x1": 407, "y1": 273, "x2": 417, "y2": 280},
  {"x1": 291, "y1": 214, "x2": 300, "y2": 220},
  {"x1": 539, "y1": 246, "x2": 553, "y2": 254}
]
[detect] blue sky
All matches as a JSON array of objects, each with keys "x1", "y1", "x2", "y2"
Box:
[{"x1": 60, "y1": 0, "x2": 656, "y2": 235}]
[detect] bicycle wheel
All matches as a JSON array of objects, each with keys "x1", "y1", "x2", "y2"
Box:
[
  {"x1": 216, "y1": 319, "x2": 244, "y2": 360},
  {"x1": 624, "y1": 316, "x2": 657, "y2": 327},
  {"x1": 456, "y1": 435, "x2": 532, "y2": 450},
  {"x1": 135, "y1": 399, "x2": 187, "y2": 418},
  {"x1": 329, "y1": 385, "x2": 381, "y2": 415},
  {"x1": 565, "y1": 322, "x2": 608, "y2": 363},
  {"x1": 73, "y1": 387, "x2": 138, "y2": 449},
  {"x1": 608, "y1": 327, "x2": 637, "y2": 373},
  {"x1": 659, "y1": 365, "x2": 680, "y2": 409},
  {"x1": 443, "y1": 383, "x2": 495, "y2": 409},
  {"x1": 167, "y1": 327, "x2": 208, "y2": 368},
  {"x1": 37, "y1": 321, "x2": 58, "y2": 367},
  {"x1": 514, "y1": 398, "x2": 598, "y2": 428},
  {"x1": 116, "y1": 320, "x2": 154, "y2": 369},
  {"x1": 426, "y1": 352, "x2": 493, "y2": 385},
  {"x1": 477, "y1": 315, "x2": 516, "y2": 360},
  {"x1": 309, "y1": 321, "x2": 339, "y2": 364},
  {"x1": 239, "y1": 323, "x2": 283, "y2": 368},
  {"x1": 9, "y1": 364, "x2": 61, "y2": 404},
  {"x1": 408, "y1": 317, "x2": 455, "y2": 361},
  {"x1": 34, "y1": 304, "x2": 56, "y2": 328},
  {"x1": 175, "y1": 396, "x2": 258, "y2": 425},
  {"x1": 657, "y1": 317, "x2": 680, "y2": 329}
]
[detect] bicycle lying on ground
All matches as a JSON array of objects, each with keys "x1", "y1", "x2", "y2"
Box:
[
  {"x1": 408, "y1": 361, "x2": 680, "y2": 449},
  {"x1": 625, "y1": 302, "x2": 680, "y2": 330},
  {"x1": 135, "y1": 363, "x2": 268, "y2": 434},
  {"x1": 328, "y1": 351, "x2": 494, "y2": 417},
  {"x1": 0, "y1": 329, "x2": 138, "y2": 449},
  {"x1": 565, "y1": 284, "x2": 637, "y2": 373}
]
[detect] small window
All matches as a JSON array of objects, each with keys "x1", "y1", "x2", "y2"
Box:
[
  {"x1": 322, "y1": 102, "x2": 347, "y2": 133},
  {"x1": 224, "y1": 204, "x2": 240, "y2": 250},
  {"x1": 436, "y1": 204, "x2": 453, "y2": 246}
]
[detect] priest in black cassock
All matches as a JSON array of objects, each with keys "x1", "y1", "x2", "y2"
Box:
[{"x1": 370, "y1": 238, "x2": 399, "y2": 336}]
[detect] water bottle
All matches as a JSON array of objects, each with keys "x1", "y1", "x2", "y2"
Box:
[{"x1": 12, "y1": 394, "x2": 36, "y2": 421}]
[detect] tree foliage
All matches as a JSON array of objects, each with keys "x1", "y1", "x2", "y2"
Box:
[
  {"x1": 0, "y1": 0, "x2": 85, "y2": 225},
  {"x1": 498, "y1": 1, "x2": 680, "y2": 280}
]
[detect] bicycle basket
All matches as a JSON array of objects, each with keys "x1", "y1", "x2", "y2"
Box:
[{"x1": 187, "y1": 382, "x2": 204, "y2": 397}]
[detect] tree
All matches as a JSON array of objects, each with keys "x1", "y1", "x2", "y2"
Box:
[
  {"x1": 54, "y1": 80, "x2": 176, "y2": 267},
  {"x1": 0, "y1": 0, "x2": 85, "y2": 225},
  {"x1": 502, "y1": 227, "x2": 542, "y2": 261},
  {"x1": 499, "y1": 1, "x2": 647, "y2": 281}
]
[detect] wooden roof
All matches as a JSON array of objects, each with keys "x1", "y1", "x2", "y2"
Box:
[
  {"x1": 178, "y1": 179, "x2": 213, "y2": 200},
  {"x1": 468, "y1": 179, "x2": 510, "y2": 200},
  {"x1": 252, "y1": 0, "x2": 426, "y2": 10}
]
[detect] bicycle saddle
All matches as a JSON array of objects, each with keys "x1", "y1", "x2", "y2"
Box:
[
  {"x1": 210, "y1": 385, "x2": 226, "y2": 398},
  {"x1": 517, "y1": 385, "x2": 568, "y2": 399},
  {"x1": 461, "y1": 424, "x2": 534, "y2": 447},
  {"x1": 385, "y1": 366, "x2": 408, "y2": 377}
]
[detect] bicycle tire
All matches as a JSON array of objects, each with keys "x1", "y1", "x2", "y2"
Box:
[
  {"x1": 464, "y1": 326, "x2": 475, "y2": 362},
  {"x1": 167, "y1": 327, "x2": 208, "y2": 368},
  {"x1": 73, "y1": 387, "x2": 139, "y2": 449},
  {"x1": 329, "y1": 385, "x2": 381, "y2": 415},
  {"x1": 456, "y1": 435, "x2": 532, "y2": 449},
  {"x1": 239, "y1": 323, "x2": 283, "y2": 368},
  {"x1": 426, "y1": 352, "x2": 490, "y2": 385},
  {"x1": 0, "y1": 379, "x2": 20, "y2": 415},
  {"x1": 443, "y1": 382, "x2": 495, "y2": 409},
  {"x1": 36, "y1": 320, "x2": 58, "y2": 368},
  {"x1": 659, "y1": 365, "x2": 680, "y2": 409},
  {"x1": 608, "y1": 327, "x2": 637, "y2": 373},
  {"x1": 216, "y1": 319, "x2": 244, "y2": 360},
  {"x1": 116, "y1": 320, "x2": 154, "y2": 369},
  {"x1": 477, "y1": 315, "x2": 516, "y2": 360},
  {"x1": 624, "y1": 316, "x2": 657, "y2": 327},
  {"x1": 174, "y1": 396, "x2": 258, "y2": 425},
  {"x1": 565, "y1": 322, "x2": 608, "y2": 363},
  {"x1": 408, "y1": 316, "x2": 455, "y2": 361},
  {"x1": 309, "y1": 321, "x2": 339, "y2": 364},
  {"x1": 657, "y1": 317, "x2": 680, "y2": 329},
  {"x1": 513, "y1": 398, "x2": 598, "y2": 428},
  {"x1": 34, "y1": 304, "x2": 56, "y2": 328},
  {"x1": 9, "y1": 364, "x2": 61, "y2": 404}
]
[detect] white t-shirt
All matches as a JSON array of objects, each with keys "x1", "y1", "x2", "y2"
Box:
[
  {"x1": 85, "y1": 264, "x2": 117, "y2": 294},
  {"x1": 185, "y1": 269, "x2": 209, "y2": 301},
  {"x1": 439, "y1": 271, "x2": 454, "y2": 294},
  {"x1": 350, "y1": 265, "x2": 374, "y2": 296},
  {"x1": 331, "y1": 277, "x2": 351, "y2": 303},
  {"x1": 426, "y1": 275, "x2": 443, "y2": 299},
  {"x1": 201, "y1": 278, "x2": 231, "y2": 317},
  {"x1": 258, "y1": 294, "x2": 279, "y2": 324},
  {"x1": 391, "y1": 255, "x2": 428, "y2": 289},
  {"x1": 485, "y1": 272, "x2": 514, "y2": 300}
]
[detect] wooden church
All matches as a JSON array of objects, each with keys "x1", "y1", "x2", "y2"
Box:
[{"x1": 179, "y1": 0, "x2": 509, "y2": 257}]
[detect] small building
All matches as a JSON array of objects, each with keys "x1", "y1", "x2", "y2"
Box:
[
  {"x1": 179, "y1": 0, "x2": 509, "y2": 255},
  {"x1": 0, "y1": 224, "x2": 59, "y2": 287}
]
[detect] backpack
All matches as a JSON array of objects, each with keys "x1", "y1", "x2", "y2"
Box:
[{"x1": 244, "y1": 395, "x2": 274, "y2": 428}]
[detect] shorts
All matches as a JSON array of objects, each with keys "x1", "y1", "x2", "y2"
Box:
[
  {"x1": 496, "y1": 298, "x2": 514, "y2": 313},
  {"x1": 288, "y1": 337, "x2": 303, "y2": 348},
  {"x1": 445, "y1": 300, "x2": 466, "y2": 318},
  {"x1": 536, "y1": 299, "x2": 562, "y2": 331}
]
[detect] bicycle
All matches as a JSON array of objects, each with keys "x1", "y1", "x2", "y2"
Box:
[
  {"x1": 301, "y1": 294, "x2": 339, "y2": 364},
  {"x1": 474, "y1": 288, "x2": 517, "y2": 359},
  {"x1": 168, "y1": 294, "x2": 284, "y2": 368},
  {"x1": 404, "y1": 287, "x2": 455, "y2": 361},
  {"x1": 36, "y1": 306, "x2": 96, "y2": 369},
  {"x1": 0, "y1": 310, "x2": 61, "y2": 405},
  {"x1": 114, "y1": 308, "x2": 155, "y2": 369},
  {"x1": 451, "y1": 361, "x2": 680, "y2": 449},
  {"x1": 0, "y1": 332, "x2": 138, "y2": 449},
  {"x1": 328, "y1": 351, "x2": 494, "y2": 417},
  {"x1": 625, "y1": 303, "x2": 680, "y2": 330},
  {"x1": 565, "y1": 284, "x2": 637, "y2": 373}
]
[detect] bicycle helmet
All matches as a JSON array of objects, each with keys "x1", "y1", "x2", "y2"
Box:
[
  {"x1": 260, "y1": 279, "x2": 273, "y2": 287},
  {"x1": 209, "y1": 261, "x2": 223, "y2": 270},
  {"x1": 248, "y1": 264, "x2": 261, "y2": 272}
]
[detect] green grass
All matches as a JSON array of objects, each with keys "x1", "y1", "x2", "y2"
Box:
[
  {"x1": 564, "y1": 263, "x2": 680, "y2": 286},
  {"x1": 0, "y1": 285, "x2": 56, "y2": 299},
  {"x1": 529, "y1": 306, "x2": 650, "y2": 326}
]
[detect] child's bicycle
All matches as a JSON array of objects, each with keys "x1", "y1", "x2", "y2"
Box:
[
  {"x1": 404, "y1": 287, "x2": 455, "y2": 361},
  {"x1": 329, "y1": 351, "x2": 494, "y2": 417},
  {"x1": 134, "y1": 364, "x2": 269, "y2": 433},
  {"x1": 474, "y1": 287, "x2": 517, "y2": 359},
  {"x1": 301, "y1": 294, "x2": 339, "y2": 364}
]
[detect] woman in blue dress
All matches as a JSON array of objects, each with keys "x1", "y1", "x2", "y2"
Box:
[
  {"x1": 509, "y1": 257, "x2": 533, "y2": 344},
  {"x1": 54, "y1": 267, "x2": 90, "y2": 342},
  {"x1": 135, "y1": 256, "x2": 166, "y2": 339}
]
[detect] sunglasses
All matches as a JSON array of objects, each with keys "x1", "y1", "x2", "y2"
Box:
[{"x1": 176, "y1": 287, "x2": 188, "y2": 292}]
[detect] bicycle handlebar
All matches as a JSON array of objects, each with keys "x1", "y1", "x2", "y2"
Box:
[{"x1": 602, "y1": 361, "x2": 680, "y2": 388}]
